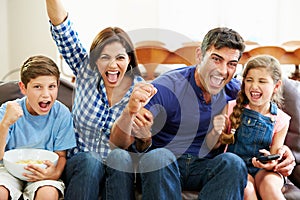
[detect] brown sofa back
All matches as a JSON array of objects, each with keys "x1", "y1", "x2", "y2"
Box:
[
  {"x1": 0, "y1": 79, "x2": 74, "y2": 111},
  {"x1": 283, "y1": 78, "x2": 300, "y2": 189}
]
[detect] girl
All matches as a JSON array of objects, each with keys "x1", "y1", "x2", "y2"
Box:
[{"x1": 208, "y1": 54, "x2": 291, "y2": 199}]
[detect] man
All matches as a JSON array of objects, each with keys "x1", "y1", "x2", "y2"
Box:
[{"x1": 110, "y1": 27, "x2": 295, "y2": 199}]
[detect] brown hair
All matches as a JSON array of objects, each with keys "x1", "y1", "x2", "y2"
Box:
[
  {"x1": 89, "y1": 27, "x2": 141, "y2": 77},
  {"x1": 20, "y1": 55, "x2": 60, "y2": 87},
  {"x1": 230, "y1": 55, "x2": 283, "y2": 130},
  {"x1": 201, "y1": 27, "x2": 245, "y2": 60}
]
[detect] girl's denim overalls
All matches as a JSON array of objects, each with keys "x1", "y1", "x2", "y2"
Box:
[{"x1": 227, "y1": 102, "x2": 277, "y2": 177}]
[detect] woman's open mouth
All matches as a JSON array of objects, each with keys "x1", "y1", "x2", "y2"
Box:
[{"x1": 106, "y1": 71, "x2": 120, "y2": 83}]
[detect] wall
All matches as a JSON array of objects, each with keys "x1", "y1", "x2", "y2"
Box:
[
  {"x1": 1, "y1": 0, "x2": 300, "y2": 81},
  {"x1": 0, "y1": 0, "x2": 9, "y2": 79},
  {"x1": 2, "y1": 0, "x2": 57, "y2": 80}
]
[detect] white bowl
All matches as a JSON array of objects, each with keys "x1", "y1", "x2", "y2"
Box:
[{"x1": 3, "y1": 148, "x2": 58, "y2": 181}]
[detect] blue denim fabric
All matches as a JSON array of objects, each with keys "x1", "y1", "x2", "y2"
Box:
[
  {"x1": 63, "y1": 152, "x2": 106, "y2": 200},
  {"x1": 178, "y1": 153, "x2": 247, "y2": 200},
  {"x1": 227, "y1": 102, "x2": 277, "y2": 176},
  {"x1": 138, "y1": 148, "x2": 182, "y2": 200},
  {"x1": 105, "y1": 149, "x2": 135, "y2": 200},
  {"x1": 106, "y1": 148, "x2": 182, "y2": 200}
]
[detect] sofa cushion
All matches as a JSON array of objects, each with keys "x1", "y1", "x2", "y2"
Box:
[
  {"x1": 0, "y1": 81, "x2": 24, "y2": 106},
  {"x1": 0, "y1": 79, "x2": 74, "y2": 111},
  {"x1": 283, "y1": 78, "x2": 300, "y2": 164}
]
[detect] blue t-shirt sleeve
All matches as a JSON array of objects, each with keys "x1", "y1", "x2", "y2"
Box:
[{"x1": 53, "y1": 102, "x2": 76, "y2": 151}]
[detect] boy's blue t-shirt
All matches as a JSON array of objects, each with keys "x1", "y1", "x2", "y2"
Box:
[
  {"x1": 145, "y1": 66, "x2": 241, "y2": 158},
  {"x1": 0, "y1": 97, "x2": 76, "y2": 152}
]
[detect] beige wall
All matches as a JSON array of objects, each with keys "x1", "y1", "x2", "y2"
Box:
[
  {"x1": 0, "y1": 0, "x2": 9, "y2": 79},
  {"x1": 1, "y1": 0, "x2": 300, "y2": 81},
  {"x1": 2, "y1": 0, "x2": 57, "y2": 80}
]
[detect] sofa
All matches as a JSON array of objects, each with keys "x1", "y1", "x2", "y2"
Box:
[
  {"x1": 0, "y1": 78, "x2": 74, "y2": 111},
  {"x1": 0, "y1": 78, "x2": 299, "y2": 199}
]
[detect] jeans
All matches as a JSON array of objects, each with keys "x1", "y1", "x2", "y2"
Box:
[
  {"x1": 106, "y1": 148, "x2": 182, "y2": 200},
  {"x1": 178, "y1": 152, "x2": 247, "y2": 200},
  {"x1": 63, "y1": 152, "x2": 105, "y2": 200},
  {"x1": 105, "y1": 149, "x2": 135, "y2": 200}
]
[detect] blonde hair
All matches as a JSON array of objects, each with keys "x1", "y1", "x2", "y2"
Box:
[{"x1": 230, "y1": 55, "x2": 283, "y2": 130}]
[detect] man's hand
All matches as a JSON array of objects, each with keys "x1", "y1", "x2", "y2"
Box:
[
  {"x1": 212, "y1": 114, "x2": 227, "y2": 135},
  {"x1": 132, "y1": 108, "x2": 153, "y2": 152},
  {"x1": 274, "y1": 145, "x2": 296, "y2": 176}
]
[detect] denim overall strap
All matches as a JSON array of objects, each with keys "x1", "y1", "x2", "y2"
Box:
[
  {"x1": 270, "y1": 101, "x2": 278, "y2": 115},
  {"x1": 227, "y1": 102, "x2": 278, "y2": 176}
]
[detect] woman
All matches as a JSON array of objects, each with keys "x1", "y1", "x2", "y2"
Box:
[{"x1": 45, "y1": 0, "x2": 145, "y2": 199}]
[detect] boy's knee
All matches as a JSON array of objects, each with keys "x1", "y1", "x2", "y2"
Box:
[
  {"x1": 35, "y1": 186, "x2": 59, "y2": 199},
  {"x1": 0, "y1": 186, "x2": 9, "y2": 199}
]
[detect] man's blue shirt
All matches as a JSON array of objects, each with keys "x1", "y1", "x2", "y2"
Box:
[{"x1": 145, "y1": 66, "x2": 241, "y2": 158}]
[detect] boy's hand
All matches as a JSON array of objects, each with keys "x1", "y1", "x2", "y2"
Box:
[
  {"x1": 2, "y1": 101, "x2": 23, "y2": 127},
  {"x1": 23, "y1": 160, "x2": 57, "y2": 182}
]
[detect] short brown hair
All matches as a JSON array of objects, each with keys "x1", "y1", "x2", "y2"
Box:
[
  {"x1": 201, "y1": 27, "x2": 245, "y2": 60},
  {"x1": 20, "y1": 55, "x2": 60, "y2": 87}
]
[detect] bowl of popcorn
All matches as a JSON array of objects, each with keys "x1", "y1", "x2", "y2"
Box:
[{"x1": 3, "y1": 148, "x2": 58, "y2": 181}]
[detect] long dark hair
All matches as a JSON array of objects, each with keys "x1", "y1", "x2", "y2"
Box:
[{"x1": 89, "y1": 27, "x2": 141, "y2": 77}]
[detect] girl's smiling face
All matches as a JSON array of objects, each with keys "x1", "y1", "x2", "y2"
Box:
[
  {"x1": 244, "y1": 67, "x2": 281, "y2": 111},
  {"x1": 95, "y1": 41, "x2": 130, "y2": 89},
  {"x1": 19, "y1": 75, "x2": 58, "y2": 115}
]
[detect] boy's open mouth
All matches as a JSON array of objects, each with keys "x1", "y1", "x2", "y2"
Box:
[{"x1": 39, "y1": 101, "x2": 51, "y2": 109}]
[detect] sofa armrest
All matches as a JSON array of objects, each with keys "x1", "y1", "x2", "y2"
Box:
[{"x1": 0, "y1": 81, "x2": 24, "y2": 106}]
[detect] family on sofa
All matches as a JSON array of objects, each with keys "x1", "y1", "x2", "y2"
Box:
[{"x1": 0, "y1": 0, "x2": 299, "y2": 199}]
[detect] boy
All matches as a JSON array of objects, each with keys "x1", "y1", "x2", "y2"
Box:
[{"x1": 0, "y1": 55, "x2": 76, "y2": 200}]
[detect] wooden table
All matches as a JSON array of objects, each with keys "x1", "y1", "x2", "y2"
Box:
[
  {"x1": 241, "y1": 45, "x2": 300, "y2": 80},
  {"x1": 135, "y1": 41, "x2": 300, "y2": 81}
]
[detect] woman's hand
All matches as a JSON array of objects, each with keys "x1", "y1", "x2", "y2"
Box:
[{"x1": 128, "y1": 82, "x2": 157, "y2": 116}]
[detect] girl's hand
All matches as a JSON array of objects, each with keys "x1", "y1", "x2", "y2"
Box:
[{"x1": 252, "y1": 149, "x2": 279, "y2": 171}]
